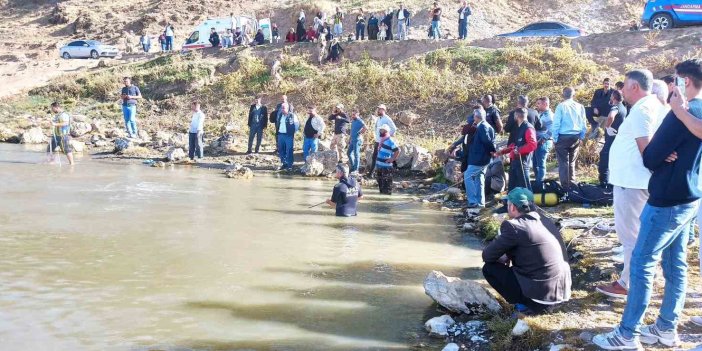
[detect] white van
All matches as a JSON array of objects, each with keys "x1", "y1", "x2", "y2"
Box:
[{"x1": 182, "y1": 16, "x2": 270, "y2": 50}]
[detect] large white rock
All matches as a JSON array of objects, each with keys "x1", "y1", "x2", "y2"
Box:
[
  {"x1": 137, "y1": 129, "x2": 152, "y2": 142},
  {"x1": 441, "y1": 343, "x2": 460, "y2": 351},
  {"x1": 301, "y1": 159, "x2": 325, "y2": 177},
  {"x1": 411, "y1": 145, "x2": 433, "y2": 173},
  {"x1": 395, "y1": 144, "x2": 414, "y2": 169},
  {"x1": 424, "y1": 315, "x2": 455, "y2": 336},
  {"x1": 424, "y1": 270, "x2": 501, "y2": 314},
  {"x1": 443, "y1": 160, "x2": 463, "y2": 184},
  {"x1": 70, "y1": 122, "x2": 92, "y2": 137},
  {"x1": 511, "y1": 319, "x2": 530, "y2": 336},
  {"x1": 225, "y1": 164, "x2": 254, "y2": 179},
  {"x1": 105, "y1": 128, "x2": 127, "y2": 139},
  {"x1": 20, "y1": 127, "x2": 46, "y2": 144},
  {"x1": 165, "y1": 147, "x2": 186, "y2": 161},
  {"x1": 398, "y1": 110, "x2": 420, "y2": 126},
  {"x1": 306, "y1": 150, "x2": 338, "y2": 175},
  {"x1": 317, "y1": 139, "x2": 332, "y2": 152}
]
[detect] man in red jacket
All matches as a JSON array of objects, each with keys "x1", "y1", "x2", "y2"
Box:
[{"x1": 495, "y1": 107, "x2": 537, "y2": 191}]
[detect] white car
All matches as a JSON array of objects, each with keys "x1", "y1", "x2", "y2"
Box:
[{"x1": 59, "y1": 40, "x2": 120, "y2": 59}]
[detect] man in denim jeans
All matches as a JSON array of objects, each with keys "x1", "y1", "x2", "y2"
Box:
[
  {"x1": 347, "y1": 109, "x2": 368, "y2": 175},
  {"x1": 430, "y1": 2, "x2": 442, "y2": 40},
  {"x1": 593, "y1": 59, "x2": 702, "y2": 350},
  {"x1": 532, "y1": 97, "x2": 553, "y2": 192},
  {"x1": 464, "y1": 107, "x2": 495, "y2": 208},
  {"x1": 120, "y1": 77, "x2": 141, "y2": 138}
]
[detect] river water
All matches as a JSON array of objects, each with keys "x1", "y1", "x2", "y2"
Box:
[{"x1": 0, "y1": 144, "x2": 483, "y2": 351}]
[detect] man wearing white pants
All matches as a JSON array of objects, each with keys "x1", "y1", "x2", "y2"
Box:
[{"x1": 595, "y1": 69, "x2": 663, "y2": 299}]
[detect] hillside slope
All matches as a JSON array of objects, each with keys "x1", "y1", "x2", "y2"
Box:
[{"x1": 0, "y1": 0, "x2": 643, "y2": 96}]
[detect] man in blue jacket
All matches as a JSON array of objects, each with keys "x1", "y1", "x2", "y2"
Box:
[
  {"x1": 593, "y1": 59, "x2": 702, "y2": 350},
  {"x1": 457, "y1": 1, "x2": 472, "y2": 40},
  {"x1": 464, "y1": 106, "x2": 496, "y2": 208}
]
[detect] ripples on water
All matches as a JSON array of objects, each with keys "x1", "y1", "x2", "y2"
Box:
[{"x1": 0, "y1": 145, "x2": 483, "y2": 350}]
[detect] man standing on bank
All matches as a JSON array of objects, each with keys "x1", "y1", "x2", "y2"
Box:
[
  {"x1": 482, "y1": 187, "x2": 571, "y2": 315},
  {"x1": 367, "y1": 104, "x2": 398, "y2": 176},
  {"x1": 120, "y1": 77, "x2": 142, "y2": 138},
  {"x1": 326, "y1": 164, "x2": 363, "y2": 217},
  {"x1": 276, "y1": 104, "x2": 300, "y2": 170},
  {"x1": 247, "y1": 95, "x2": 268, "y2": 154},
  {"x1": 551, "y1": 86, "x2": 587, "y2": 190},
  {"x1": 329, "y1": 104, "x2": 350, "y2": 163}
]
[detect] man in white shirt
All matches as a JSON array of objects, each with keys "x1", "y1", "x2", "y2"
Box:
[
  {"x1": 396, "y1": 3, "x2": 410, "y2": 40},
  {"x1": 188, "y1": 100, "x2": 206, "y2": 161},
  {"x1": 595, "y1": 69, "x2": 662, "y2": 299},
  {"x1": 367, "y1": 104, "x2": 398, "y2": 176}
]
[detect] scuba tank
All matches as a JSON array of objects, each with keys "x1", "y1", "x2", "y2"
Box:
[{"x1": 533, "y1": 192, "x2": 559, "y2": 207}]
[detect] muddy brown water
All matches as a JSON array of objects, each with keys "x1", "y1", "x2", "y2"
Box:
[{"x1": 0, "y1": 144, "x2": 483, "y2": 351}]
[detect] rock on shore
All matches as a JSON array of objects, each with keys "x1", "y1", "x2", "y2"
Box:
[
  {"x1": 424, "y1": 270, "x2": 501, "y2": 314},
  {"x1": 225, "y1": 163, "x2": 254, "y2": 179},
  {"x1": 20, "y1": 127, "x2": 46, "y2": 144}
]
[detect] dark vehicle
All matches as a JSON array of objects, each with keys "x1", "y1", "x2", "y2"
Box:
[
  {"x1": 496, "y1": 21, "x2": 584, "y2": 39},
  {"x1": 642, "y1": 0, "x2": 702, "y2": 30}
]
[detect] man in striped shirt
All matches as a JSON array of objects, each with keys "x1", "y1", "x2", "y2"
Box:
[{"x1": 375, "y1": 124, "x2": 400, "y2": 195}]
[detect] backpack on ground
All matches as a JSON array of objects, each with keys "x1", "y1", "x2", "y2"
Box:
[{"x1": 567, "y1": 183, "x2": 613, "y2": 207}]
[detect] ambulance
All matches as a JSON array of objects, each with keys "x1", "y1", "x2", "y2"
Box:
[{"x1": 182, "y1": 16, "x2": 272, "y2": 50}]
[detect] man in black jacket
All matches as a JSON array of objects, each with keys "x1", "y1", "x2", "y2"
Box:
[
  {"x1": 382, "y1": 11, "x2": 393, "y2": 40},
  {"x1": 482, "y1": 188, "x2": 571, "y2": 314},
  {"x1": 505, "y1": 95, "x2": 539, "y2": 145},
  {"x1": 247, "y1": 95, "x2": 268, "y2": 154},
  {"x1": 481, "y1": 94, "x2": 503, "y2": 134},
  {"x1": 589, "y1": 78, "x2": 614, "y2": 132},
  {"x1": 209, "y1": 28, "x2": 220, "y2": 48}
]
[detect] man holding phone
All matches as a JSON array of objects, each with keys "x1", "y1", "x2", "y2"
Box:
[
  {"x1": 594, "y1": 59, "x2": 702, "y2": 350},
  {"x1": 120, "y1": 77, "x2": 142, "y2": 138}
]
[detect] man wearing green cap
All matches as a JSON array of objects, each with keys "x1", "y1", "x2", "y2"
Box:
[{"x1": 482, "y1": 187, "x2": 572, "y2": 314}]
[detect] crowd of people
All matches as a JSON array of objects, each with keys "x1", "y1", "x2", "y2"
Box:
[{"x1": 44, "y1": 13, "x2": 702, "y2": 345}]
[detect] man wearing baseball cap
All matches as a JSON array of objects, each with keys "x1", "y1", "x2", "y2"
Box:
[
  {"x1": 375, "y1": 123, "x2": 400, "y2": 194},
  {"x1": 328, "y1": 103, "x2": 350, "y2": 163},
  {"x1": 367, "y1": 104, "x2": 398, "y2": 176},
  {"x1": 482, "y1": 188, "x2": 571, "y2": 315}
]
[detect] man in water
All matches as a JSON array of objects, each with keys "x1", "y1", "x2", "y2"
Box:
[
  {"x1": 326, "y1": 164, "x2": 363, "y2": 216},
  {"x1": 47, "y1": 102, "x2": 75, "y2": 165},
  {"x1": 482, "y1": 187, "x2": 571, "y2": 315},
  {"x1": 375, "y1": 124, "x2": 400, "y2": 195}
]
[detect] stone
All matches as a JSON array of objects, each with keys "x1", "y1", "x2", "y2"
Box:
[
  {"x1": 549, "y1": 344, "x2": 571, "y2": 351},
  {"x1": 424, "y1": 315, "x2": 455, "y2": 336},
  {"x1": 462, "y1": 223, "x2": 476, "y2": 232},
  {"x1": 225, "y1": 164, "x2": 254, "y2": 179},
  {"x1": 69, "y1": 140, "x2": 85, "y2": 153},
  {"x1": 446, "y1": 187, "x2": 463, "y2": 201},
  {"x1": 395, "y1": 144, "x2": 414, "y2": 169},
  {"x1": 153, "y1": 131, "x2": 172, "y2": 147},
  {"x1": 113, "y1": 138, "x2": 131, "y2": 153},
  {"x1": 306, "y1": 150, "x2": 339, "y2": 175},
  {"x1": 106, "y1": 128, "x2": 127, "y2": 139},
  {"x1": 70, "y1": 122, "x2": 92, "y2": 137},
  {"x1": 49, "y1": 3, "x2": 71, "y2": 25},
  {"x1": 398, "y1": 110, "x2": 420, "y2": 126},
  {"x1": 424, "y1": 270, "x2": 501, "y2": 314},
  {"x1": 71, "y1": 114, "x2": 88, "y2": 123},
  {"x1": 411, "y1": 146, "x2": 434, "y2": 173},
  {"x1": 317, "y1": 139, "x2": 332, "y2": 152},
  {"x1": 20, "y1": 127, "x2": 46, "y2": 144},
  {"x1": 152, "y1": 161, "x2": 166, "y2": 168},
  {"x1": 90, "y1": 121, "x2": 103, "y2": 134},
  {"x1": 137, "y1": 130, "x2": 152, "y2": 142},
  {"x1": 512, "y1": 319, "x2": 530, "y2": 336},
  {"x1": 94, "y1": 140, "x2": 108, "y2": 147},
  {"x1": 165, "y1": 147, "x2": 186, "y2": 162},
  {"x1": 0, "y1": 125, "x2": 19, "y2": 143},
  {"x1": 401, "y1": 181, "x2": 411, "y2": 189},
  {"x1": 443, "y1": 160, "x2": 463, "y2": 184},
  {"x1": 301, "y1": 159, "x2": 325, "y2": 177},
  {"x1": 579, "y1": 331, "x2": 593, "y2": 342},
  {"x1": 441, "y1": 343, "x2": 459, "y2": 351},
  {"x1": 434, "y1": 149, "x2": 451, "y2": 163},
  {"x1": 168, "y1": 133, "x2": 188, "y2": 149}
]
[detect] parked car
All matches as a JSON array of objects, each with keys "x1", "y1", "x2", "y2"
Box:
[
  {"x1": 642, "y1": 0, "x2": 702, "y2": 30},
  {"x1": 59, "y1": 40, "x2": 119, "y2": 59},
  {"x1": 496, "y1": 21, "x2": 585, "y2": 39}
]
